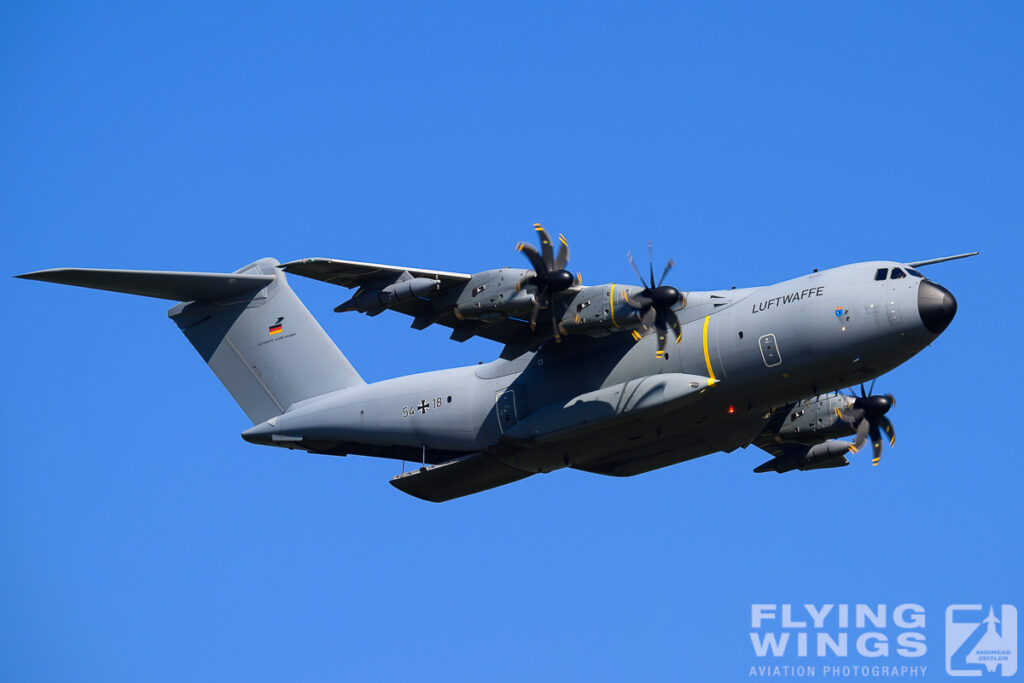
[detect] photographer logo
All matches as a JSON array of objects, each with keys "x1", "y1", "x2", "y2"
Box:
[{"x1": 946, "y1": 604, "x2": 1017, "y2": 677}]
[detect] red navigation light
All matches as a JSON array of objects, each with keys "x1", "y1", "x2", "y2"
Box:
[{"x1": 728, "y1": 405, "x2": 735, "y2": 414}]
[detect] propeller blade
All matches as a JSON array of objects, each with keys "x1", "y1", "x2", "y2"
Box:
[
  {"x1": 517, "y1": 242, "x2": 547, "y2": 274},
  {"x1": 655, "y1": 327, "x2": 671, "y2": 356},
  {"x1": 648, "y1": 241, "x2": 655, "y2": 289},
  {"x1": 852, "y1": 419, "x2": 870, "y2": 453},
  {"x1": 514, "y1": 272, "x2": 534, "y2": 293},
  {"x1": 870, "y1": 423, "x2": 883, "y2": 465},
  {"x1": 641, "y1": 307, "x2": 657, "y2": 329},
  {"x1": 623, "y1": 292, "x2": 653, "y2": 309},
  {"x1": 551, "y1": 314, "x2": 561, "y2": 342},
  {"x1": 666, "y1": 307, "x2": 682, "y2": 344},
  {"x1": 655, "y1": 331, "x2": 671, "y2": 358},
  {"x1": 554, "y1": 233, "x2": 570, "y2": 271},
  {"x1": 658, "y1": 259, "x2": 675, "y2": 287},
  {"x1": 627, "y1": 252, "x2": 648, "y2": 288},
  {"x1": 654, "y1": 308, "x2": 668, "y2": 357},
  {"x1": 868, "y1": 378, "x2": 877, "y2": 396},
  {"x1": 879, "y1": 415, "x2": 896, "y2": 447},
  {"x1": 836, "y1": 385, "x2": 897, "y2": 465},
  {"x1": 534, "y1": 224, "x2": 555, "y2": 269},
  {"x1": 529, "y1": 296, "x2": 542, "y2": 330}
]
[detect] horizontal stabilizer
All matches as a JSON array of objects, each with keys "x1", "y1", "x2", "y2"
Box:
[
  {"x1": 15, "y1": 268, "x2": 275, "y2": 301},
  {"x1": 390, "y1": 453, "x2": 532, "y2": 502}
]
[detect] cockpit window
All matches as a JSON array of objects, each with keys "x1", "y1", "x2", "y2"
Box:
[
  {"x1": 890, "y1": 268, "x2": 906, "y2": 279},
  {"x1": 906, "y1": 268, "x2": 923, "y2": 278},
  {"x1": 874, "y1": 268, "x2": 888, "y2": 281}
]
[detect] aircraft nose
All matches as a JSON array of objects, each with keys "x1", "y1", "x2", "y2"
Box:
[{"x1": 917, "y1": 279, "x2": 957, "y2": 335}]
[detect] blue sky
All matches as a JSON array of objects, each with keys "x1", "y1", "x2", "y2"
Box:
[{"x1": 2, "y1": 2, "x2": 1021, "y2": 681}]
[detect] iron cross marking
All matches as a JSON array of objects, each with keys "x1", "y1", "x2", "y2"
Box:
[{"x1": 416, "y1": 400, "x2": 429, "y2": 414}]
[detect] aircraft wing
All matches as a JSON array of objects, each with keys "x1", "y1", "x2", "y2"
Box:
[
  {"x1": 280, "y1": 257, "x2": 538, "y2": 353},
  {"x1": 280, "y1": 257, "x2": 472, "y2": 289}
]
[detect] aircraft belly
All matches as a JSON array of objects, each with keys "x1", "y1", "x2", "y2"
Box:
[
  {"x1": 569, "y1": 410, "x2": 769, "y2": 476},
  {"x1": 491, "y1": 373, "x2": 719, "y2": 473}
]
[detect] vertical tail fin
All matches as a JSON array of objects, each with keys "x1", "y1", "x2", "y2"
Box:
[
  {"x1": 17, "y1": 258, "x2": 363, "y2": 424},
  {"x1": 168, "y1": 258, "x2": 363, "y2": 423}
]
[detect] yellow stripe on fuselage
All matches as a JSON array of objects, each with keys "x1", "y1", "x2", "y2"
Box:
[
  {"x1": 610, "y1": 283, "x2": 620, "y2": 328},
  {"x1": 702, "y1": 315, "x2": 716, "y2": 381}
]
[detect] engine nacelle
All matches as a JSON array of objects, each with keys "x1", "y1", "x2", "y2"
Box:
[
  {"x1": 803, "y1": 440, "x2": 854, "y2": 469},
  {"x1": 453, "y1": 268, "x2": 535, "y2": 321},
  {"x1": 556, "y1": 284, "x2": 645, "y2": 336},
  {"x1": 377, "y1": 277, "x2": 439, "y2": 306},
  {"x1": 337, "y1": 274, "x2": 441, "y2": 314},
  {"x1": 754, "y1": 439, "x2": 852, "y2": 474},
  {"x1": 776, "y1": 394, "x2": 851, "y2": 439}
]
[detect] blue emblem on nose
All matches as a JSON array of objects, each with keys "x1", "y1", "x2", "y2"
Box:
[{"x1": 834, "y1": 307, "x2": 844, "y2": 318}]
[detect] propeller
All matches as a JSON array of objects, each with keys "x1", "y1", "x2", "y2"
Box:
[
  {"x1": 623, "y1": 242, "x2": 686, "y2": 357},
  {"x1": 515, "y1": 224, "x2": 576, "y2": 341},
  {"x1": 834, "y1": 380, "x2": 897, "y2": 466}
]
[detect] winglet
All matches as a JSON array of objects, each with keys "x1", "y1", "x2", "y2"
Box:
[{"x1": 907, "y1": 252, "x2": 979, "y2": 268}]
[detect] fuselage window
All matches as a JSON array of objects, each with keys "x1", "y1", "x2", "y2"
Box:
[
  {"x1": 906, "y1": 268, "x2": 924, "y2": 278},
  {"x1": 890, "y1": 268, "x2": 906, "y2": 279},
  {"x1": 874, "y1": 268, "x2": 888, "y2": 281}
]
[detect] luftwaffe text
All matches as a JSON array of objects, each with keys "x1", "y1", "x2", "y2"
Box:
[{"x1": 752, "y1": 287, "x2": 825, "y2": 314}]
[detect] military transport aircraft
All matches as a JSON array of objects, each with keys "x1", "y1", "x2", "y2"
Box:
[{"x1": 17, "y1": 227, "x2": 975, "y2": 502}]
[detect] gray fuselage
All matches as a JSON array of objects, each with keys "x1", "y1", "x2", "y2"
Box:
[{"x1": 243, "y1": 260, "x2": 951, "y2": 476}]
